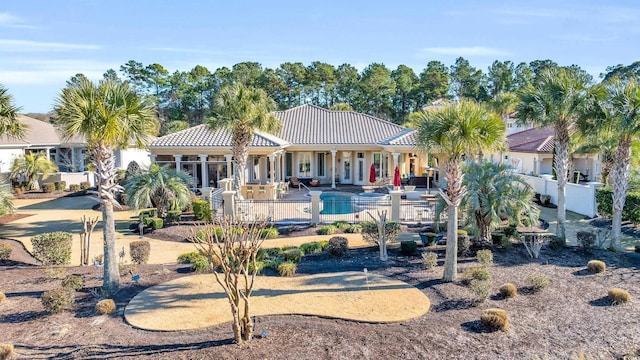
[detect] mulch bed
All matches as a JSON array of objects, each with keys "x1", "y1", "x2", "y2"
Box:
[
  {"x1": 0, "y1": 213, "x2": 33, "y2": 225},
  {"x1": 1, "y1": 235, "x2": 639, "y2": 358}
]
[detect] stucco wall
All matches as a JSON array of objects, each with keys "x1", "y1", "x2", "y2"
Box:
[{"x1": 0, "y1": 148, "x2": 24, "y2": 173}]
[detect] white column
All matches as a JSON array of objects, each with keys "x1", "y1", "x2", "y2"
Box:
[
  {"x1": 268, "y1": 154, "x2": 276, "y2": 184},
  {"x1": 224, "y1": 154, "x2": 232, "y2": 178},
  {"x1": 223, "y1": 191, "x2": 235, "y2": 219},
  {"x1": 390, "y1": 190, "x2": 402, "y2": 222},
  {"x1": 392, "y1": 152, "x2": 400, "y2": 170},
  {"x1": 173, "y1": 154, "x2": 182, "y2": 171},
  {"x1": 199, "y1": 154, "x2": 208, "y2": 188},
  {"x1": 149, "y1": 154, "x2": 157, "y2": 163},
  {"x1": 330, "y1": 149, "x2": 337, "y2": 188},
  {"x1": 71, "y1": 147, "x2": 76, "y2": 170},
  {"x1": 310, "y1": 190, "x2": 322, "y2": 225}
]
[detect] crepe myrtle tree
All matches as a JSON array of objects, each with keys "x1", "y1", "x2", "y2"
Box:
[{"x1": 54, "y1": 77, "x2": 159, "y2": 294}]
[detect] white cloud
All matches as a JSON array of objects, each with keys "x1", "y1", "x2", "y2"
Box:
[
  {"x1": 0, "y1": 59, "x2": 117, "y2": 85},
  {"x1": 0, "y1": 12, "x2": 35, "y2": 28},
  {"x1": 0, "y1": 39, "x2": 101, "y2": 52},
  {"x1": 422, "y1": 46, "x2": 511, "y2": 57}
]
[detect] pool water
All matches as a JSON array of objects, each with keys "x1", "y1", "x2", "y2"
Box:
[{"x1": 320, "y1": 192, "x2": 359, "y2": 215}]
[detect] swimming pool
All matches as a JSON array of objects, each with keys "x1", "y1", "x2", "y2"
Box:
[{"x1": 320, "y1": 192, "x2": 359, "y2": 215}]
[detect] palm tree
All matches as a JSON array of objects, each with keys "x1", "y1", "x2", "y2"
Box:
[
  {"x1": 125, "y1": 164, "x2": 192, "y2": 218},
  {"x1": 516, "y1": 67, "x2": 595, "y2": 244},
  {"x1": 54, "y1": 77, "x2": 159, "y2": 293},
  {"x1": 207, "y1": 84, "x2": 280, "y2": 194},
  {"x1": 0, "y1": 84, "x2": 26, "y2": 139},
  {"x1": 458, "y1": 161, "x2": 539, "y2": 244},
  {"x1": 416, "y1": 100, "x2": 505, "y2": 281},
  {"x1": 0, "y1": 178, "x2": 16, "y2": 215},
  {"x1": 10, "y1": 152, "x2": 58, "y2": 191},
  {"x1": 593, "y1": 79, "x2": 640, "y2": 250}
]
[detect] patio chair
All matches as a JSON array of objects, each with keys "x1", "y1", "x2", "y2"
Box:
[
  {"x1": 309, "y1": 177, "x2": 320, "y2": 187},
  {"x1": 289, "y1": 177, "x2": 302, "y2": 191}
]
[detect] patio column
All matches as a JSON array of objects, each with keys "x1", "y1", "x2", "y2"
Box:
[
  {"x1": 390, "y1": 190, "x2": 402, "y2": 222},
  {"x1": 330, "y1": 149, "x2": 337, "y2": 189},
  {"x1": 392, "y1": 152, "x2": 400, "y2": 170},
  {"x1": 173, "y1": 154, "x2": 182, "y2": 171},
  {"x1": 223, "y1": 191, "x2": 235, "y2": 219},
  {"x1": 199, "y1": 154, "x2": 208, "y2": 188},
  {"x1": 224, "y1": 154, "x2": 232, "y2": 178},
  {"x1": 280, "y1": 152, "x2": 285, "y2": 181},
  {"x1": 310, "y1": 190, "x2": 322, "y2": 225},
  {"x1": 268, "y1": 154, "x2": 276, "y2": 184}
]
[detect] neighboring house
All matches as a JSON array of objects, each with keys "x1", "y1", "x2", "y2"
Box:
[
  {"x1": 148, "y1": 104, "x2": 432, "y2": 189},
  {"x1": 504, "y1": 112, "x2": 534, "y2": 135},
  {"x1": 0, "y1": 114, "x2": 151, "y2": 176},
  {"x1": 491, "y1": 126, "x2": 602, "y2": 182}
]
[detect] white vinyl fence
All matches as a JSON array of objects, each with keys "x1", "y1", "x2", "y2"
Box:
[{"x1": 522, "y1": 174, "x2": 603, "y2": 217}]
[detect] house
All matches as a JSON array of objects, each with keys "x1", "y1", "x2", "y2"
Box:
[
  {"x1": 148, "y1": 104, "x2": 432, "y2": 189},
  {"x1": 0, "y1": 115, "x2": 152, "y2": 180},
  {"x1": 492, "y1": 126, "x2": 601, "y2": 182}
]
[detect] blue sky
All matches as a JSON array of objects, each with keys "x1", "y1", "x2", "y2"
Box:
[{"x1": 2, "y1": 0, "x2": 639, "y2": 112}]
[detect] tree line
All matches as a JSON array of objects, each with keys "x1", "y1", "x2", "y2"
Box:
[{"x1": 102, "y1": 58, "x2": 638, "y2": 135}]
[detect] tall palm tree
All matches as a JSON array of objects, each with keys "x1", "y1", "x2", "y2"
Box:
[
  {"x1": 593, "y1": 79, "x2": 640, "y2": 250},
  {"x1": 54, "y1": 77, "x2": 159, "y2": 293},
  {"x1": 416, "y1": 100, "x2": 505, "y2": 281},
  {"x1": 0, "y1": 84, "x2": 26, "y2": 139},
  {"x1": 10, "y1": 152, "x2": 58, "y2": 191},
  {"x1": 516, "y1": 67, "x2": 595, "y2": 244},
  {"x1": 458, "y1": 161, "x2": 538, "y2": 244},
  {"x1": 207, "y1": 84, "x2": 280, "y2": 194},
  {"x1": 125, "y1": 164, "x2": 192, "y2": 218}
]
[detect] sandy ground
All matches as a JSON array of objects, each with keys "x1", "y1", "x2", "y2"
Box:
[{"x1": 125, "y1": 271, "x2": 431, "y2": 331}]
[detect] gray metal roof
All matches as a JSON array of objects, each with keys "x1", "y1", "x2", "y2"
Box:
[
  {"x1": 274, "y1": 104, "x2": 406, "y2": 145},
  {"x1": 149, "y1": 124, "x2": 288, "y2": 148},
  {"x1": 379, "y1": 128, "x2": 417, "y2": 146}
]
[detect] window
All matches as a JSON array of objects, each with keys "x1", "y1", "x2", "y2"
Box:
[
  {"x1": 298, "y1": 152, "x2": 311, "y2": 177},
  {"x1": 285, "y1": 152, "x2": 292, "y2": 177},
  {"x1": 373, "y1": 153, "x2": 381, "y2": 177},
  {"x1": 317, "y1": 153, "x2": 325, "y2": 177}
]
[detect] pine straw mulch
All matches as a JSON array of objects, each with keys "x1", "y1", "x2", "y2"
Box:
[{"x1": 1, "y1": 239, "x2": 639, "y2": 359}]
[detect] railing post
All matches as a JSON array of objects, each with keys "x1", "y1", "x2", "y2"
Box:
[
  {"x1": 390, "y1": 190, "x2": 402, "y2": 222},
  {"x1": 310, "y1": 190, "x2": 322, "y2": 225},
  {"x1": 223, "y1": 191, "x2": 235, "y2": 219}
]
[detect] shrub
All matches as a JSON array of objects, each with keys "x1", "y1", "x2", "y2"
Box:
[
  {"x1": 165, "y1": 210, "x2": 182, "y2": 223},
  {"x1": 178, "y1": 251, "x2": 202, "y2": 264},
  {"x1": 130, "y1": 240, "x2": 150, "y2": 264},
  {"x1": 499, "y1": 283, "x2": 517, "y2": 298},
  {"x1": 360, "y1": 221, "x2": 400, "y2": 244},
  {"x1": 548, "y1": 235, "x2": 564, "y2": 250},
  {"x1": 476, "y1": 249, "x2": 493, "y2": 266},
  {"x1": 299, "y1": 241, "x2": 323, "y2": 254},
  {"x1": 0, "y1": 292, "x2": 5, "y2": 305},
  {"x1": 31, "y1": 232, "x2": 73, "y2": 265},
  {"x1": 80, "y1": 181, "x2": 91, "y2": 190},
  {"x1": 265, "y1": 247, "x2": 283, "y2": 257},
  {"x1": 41, "y1": 287, "x2": 75, "y2": 314},
  {"x1": 263, "y1": 258, "x2": 283, "y2": 270},
  {"x1": 54, "y1": 181, "x2": 67, "y2": 191},
  {"x1": 194, "y1": 227, "x2": 224, "y2": 243},
  {"x1": 146, "y1": 217, "x2": 163, "y2": 230},
  {"x1": 587, "y1": 260, "x2": 606, "y2": 274},
  {"x1": 249, "y1": 260, "x2": 264, "y2": 274},
  {"x1": 422, "y1": 252, "x2": 438, "y2": 270},
  {"x1": 191, "y1": 254, "x2": 214, "y2": 272},
  {"x1": 528, "y1": 273, "x2": 550, "y2": 291},
  {"x1": 0, "y1": 244, "x2": 11, "y2": 261},
  {"x1": 192, "y1": 200, "x2": 212, "y2": 221},
  {"x1": 317, "y1": 225, "x2": 337, "y2": 235},
  {"x1": 470, "y1": 279, "x2": 491, "y2": 302},
  {"x1": 400, "y1": 240, "x2": 417, "y2": 255},
  {"x1": 577, "y1": 231, "x2": 597, "y2": 253},
  {"x1": 327, "y1": 236, "x2": 349, "y2": 257},
  {"x1": 465, "y1": 267, "x2": 491, "y2": 281},
  {"x1": 502, "y1": 224, "x2": 518, "y2": 239},
  {"x1": 0, "y1": 344, "x2": 16, "y2": 360},
  {"x1": 62, "y1": 274, "x2": 84, "y2": 291},
  {"x1": 42, "y1": 183, "x2": 55, "y2": 193},
  {"x1": 260, "y1": 228, "x2": 279, "y2": 239},
  {"x1": 420, "y1": 232, "x2": 438, "y2": 246},
  {"x1": 139, "y1": 209, "x2": 157, "y2": 219},
  {"x1": 283, "y1": 248, "x2": 303, "y2": 263},
  {"x1": 344, "y1": 224, "x2": 362, "y2": 233},
  {"x1": 481, "y1": 308, "x2": 509, "y2": 331},
  {"x1": 69, "y1": 184, "x2": 81, "y2": 192},
  {"x1": 491, "y1": 232, "x2": 505, "y2": 245},
  {"x1": 94, "y1": 254, "x2": 104, "y2": 265},
  {"x1": 256, "y1": 248, "x2": 269, "y2": 261},
  {"x1": 277, "y1": 261, "x2": 297, "y2": 276},
  {"x1": 318, "y1": 240, "x2": 329, "y2": 250},
  {"x1": 119, "y1": 263, "x2": 138, "y2": 276},
  {"x1": 608, "y1": 288, "x2": 631, "y2": 304},
  {"x1": 95, "y1": 299, "x2": 116, "y2": 315},
  {"x1": 596, "y1": 187, "x2": 640, "y2": 224},
  {"x1": 333, "y1": 220, "x2": 350, "y2": 230}
]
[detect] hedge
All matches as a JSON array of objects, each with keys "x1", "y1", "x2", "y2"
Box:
[
  {"x1": 596, "y1": 187, "x2": 640, "y2": 224},
  {"x1": 192, "y1": 200, "x2": 212, "y2": 221},
  {"x1": 31, "y1": 232, "x2": 73, "y2": 265}
]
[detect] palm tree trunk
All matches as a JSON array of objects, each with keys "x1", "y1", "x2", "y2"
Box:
[
  {"x1": 443, "y1": 158, "x2": 463, "y2": 282},
  {"x1": 554, "y1": 123, "x2": 570, "y2": 244},
  {"x1": 610, "y1": 137, "x2": 632, "y2": 250},
  {"x1": 231, "y1": 127, "x2": 252, "y2": 195},
  {"x1": 92, "y1": 144, "x2": 120, "y2": 293}
]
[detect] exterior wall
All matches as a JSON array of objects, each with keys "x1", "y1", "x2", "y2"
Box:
[
  {"x1": 522, "y1": 174, "x2": 603, "y2": 217},
  {"x1": 0, "y1": 148, "x2": 24, "y2": 173},
  {"x1": 115, "y1": 148, "x2": 151, "y2": 170},
  {"x1": 43, "y1": 172, "x2": 96, "y2": 187}
]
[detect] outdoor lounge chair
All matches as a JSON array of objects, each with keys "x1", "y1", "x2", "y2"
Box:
[
  {"x1": 309, "y1": 177, "x2": 320, "y2": 187},
  {"x1": 289, "y1": 177, "x2": 302, "y2": 191}
]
